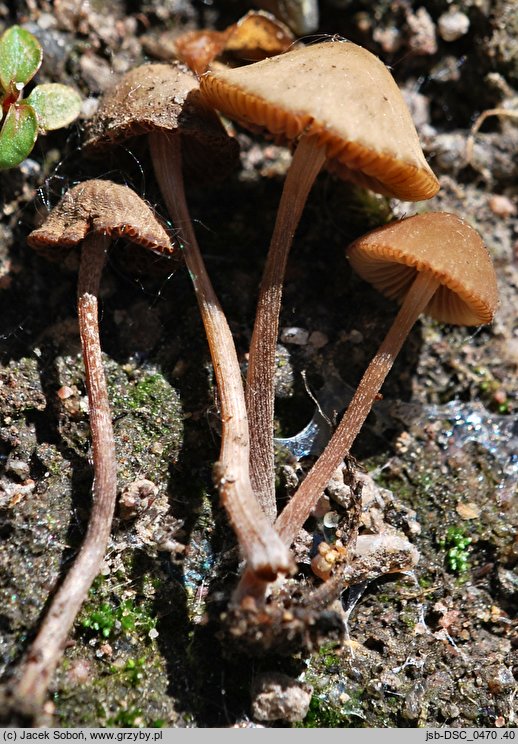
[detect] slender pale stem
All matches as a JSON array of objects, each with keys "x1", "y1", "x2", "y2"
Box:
[
  {"x1": 10, "y1": 234, "x2": 117, "y2": 715},
  {"x1": 149, "y1": 130, "x2": 291, "y2": 580},
  {"x1": 246, "y1": 135, "x2": 326, "y2": 522},
  {"x1": 275, "y1": 271, "x2": 440, "y2": 547}
]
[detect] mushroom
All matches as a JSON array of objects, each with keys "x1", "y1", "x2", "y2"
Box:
[
  {"x1": 84, "y1": 63, "x2": 292, "y2": 579},
  {"x1": 172, "y1": 10, "x2": 295, "y2": 75},
  {"x1": 83, "y1": 62, "x2": 238, "y2": 185},
  {"x1": 200, "y1": 40, "x2": 440, "y2": 521},
  {"x1": 10, "y1": 179, "x2": 174, "y2": 717},
  {"x1": 275, "y1": 212, "x2": 499, "y2": 546}
]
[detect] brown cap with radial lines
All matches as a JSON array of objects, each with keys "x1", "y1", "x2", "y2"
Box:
[
  {"x1": 28, "y1": 180, "x2": 175, "y2": 261},
  {"x1": 347, "y1": 212, "x2": 499, "y2": 326},
  {"x1": 83, "y1": 63, "x2": 238, "y2": 179},
  {"x1": 200, "y1": 40, "x2": 439, "y2": 200}
]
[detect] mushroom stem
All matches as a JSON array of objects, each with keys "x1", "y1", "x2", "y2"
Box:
[
  {"x1": 148, "y1": 129, "x2": 291, "y2": 580},
  {"x1": 275, "y1": 270, "x2": 440, "y2": 546},
  {"x1": 10, "y1": 233, "x2": 117, "y2": 715},
  {"x1": 246, "y1": 134, "x2": 326, "y2": 522}
]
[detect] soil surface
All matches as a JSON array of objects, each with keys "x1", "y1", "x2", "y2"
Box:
[{"x1": 0, "y1": 0, "x2": 516, "y2": 730}]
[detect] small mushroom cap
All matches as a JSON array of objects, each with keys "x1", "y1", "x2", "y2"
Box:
[
  {"x1": 224, "y1": 10, "x2": 295, "y2": 60},
  {"x1": 200, "y1": 40, "x2": 439, "y2": 200},
  {"x1": 83, "y1": 62, "x2": 238, "y2": 179},
  {"x1": 347, "y1": 212, "x2": 499, "y2": 326},
  {"x1": 28, "y1": 180, "x2": 175, "y2": 261},
  {"x1": 173, "y1": 11, "x2": 295, "y2": 75}
]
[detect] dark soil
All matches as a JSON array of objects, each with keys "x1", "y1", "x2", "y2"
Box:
[{"x1": 0, "y1": 0, "x2": 516, "y2": 729}]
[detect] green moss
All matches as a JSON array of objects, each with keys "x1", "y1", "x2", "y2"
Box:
[
  {"x1": 400, "y1": 609, "x2": 418, "y2": 629},
  {"x1": 109, "y1": 368, "x2": 182, "y2": 431},
  {"x1": 109, "y1": 657, "x2": 147, "y2": 687},
  {"x1": 476, "y1": 370, "x2": 510, "y2": 414},
  {"x1": 57, "y1": 574, "x2": 173, "y2": 728},
  {"x1": 54, "y1": 357, "x2": 183, "y2": 485},
  {"x1": 301, "y1": 696, "x2": 347, "y2": 728},
  {"x1": 36, "y1": 444, "x2": 65, "y2": 476},
  {"x1": 107, "y1": 708, "x2": 145, "y2": 728},
  {"x1": 124, "y1": 374, "x2": 167, "y2": 414},
  {"x1": 317, "y1": 642, "x2": 342, "y2": 671},
  {"x1": 80, "y1": 594, "x2": 157, "y2": 641},
  {"x1": 325, "y1": 180, "x2": 392, "y2": 237},
  {"x1": 107, "y1": 365, "x2": 183, "y2": 483},
  {"x1": 301, "y1": 644, "x2": 368, "y2": 728},
  {"x1": 438, "y1": 526, "x2": 472, "y2": 574},
  {"x1": 299, "y1": 689, "x2": 366, "y2": 728},
  {"x1": 372, "y1": 471, "x2": 416, "y2": 505}
]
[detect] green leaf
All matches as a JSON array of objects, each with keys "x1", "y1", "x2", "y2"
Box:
[
  {"x1": 27, "y1": 83, "x2": 81, "y2": 131},
  {"x1": 0, "y1": 102, "x2": 38, "y2": 169},
  {"x1": 0, "y1": 26, "x2": 43, "y2": 91}
]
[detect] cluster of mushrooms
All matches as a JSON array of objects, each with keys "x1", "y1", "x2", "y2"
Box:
[{"x1": 6, "y1": 35, "x2": 499, "y2": 718}]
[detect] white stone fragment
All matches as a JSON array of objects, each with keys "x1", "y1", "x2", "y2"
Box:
[
  {"x1": 438, "y1": 9, "x2": 470, "y2": 42},
  {"x1": 280, "y1": 327, "x2": 309, "y2": 345}
]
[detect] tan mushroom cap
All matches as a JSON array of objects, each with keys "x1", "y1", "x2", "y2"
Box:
[
  {"x1": 173, "y1": 10, "x2": 295, "y2": 75},
  {"x1": 347, "y1": 212, "x2": 499, "y2": 326},
  {"x1": 200, "y1": 40, "x2": 439, "y2": 200},
  {"x1": 28, "y1": 180, "x2": 175, "y2": 260},
  {"x1": 83, "y1": 62, "x2": 238, "y2": 179}
]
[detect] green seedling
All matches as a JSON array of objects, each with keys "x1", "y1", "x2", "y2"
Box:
[{"x1": 0, "y1": 25, "x2": 81, "y2": 169}]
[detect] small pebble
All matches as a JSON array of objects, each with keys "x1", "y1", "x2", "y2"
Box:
[
  {"x1": 373, "y1": 25, "x2": 402, "y2": 54},
  {"x1": 6, "y1": 458, "x2": 30, "y2": 480},
  {"x1": 81, "y1": 96, "x2": 100, "y2": 119},
  {"x1": 66, "y1": 659, "x2": 93, "y2": 686},
  {"x1": 38, "y1": 12, "x2": 57, "y2": 30},
  {"x1": 406, "y1": 7, "x2": 438, "y2": 56},
  {"x1": 323, "y1": 511, "x2": 341, "y2": 529},
  {"x1": 251, "y1": 672, "x2": 313, "y2": 722},
  {"x1": 456, "y1": 501, "x2": 481, "y2": 520},
  {"x1": 485, "y1": 665, "x2": 515, "y2": 694},
  {"x1": 119, "y1": 479, "x2": 158, "y2": 520},
  {"x1": 19, "y1": 159, "x2": 41, "y2": 178},
  {"x1": 488, "y1": 194, "x2": 516, "y2": 218},
  {"x1": 79, "y1": 53, "x2": 114, "y2": 93},
  {"x1": 438, "y1": 9, "x2": 470, "y2": 42},
  {"x1": 280, "y1": 327, "x2": 309, "y2": 345},
  {"x1": 57, "y1": 385, "x2": 74, "y2": 400},
  {"x1": 308, "y1": 330, "x2": 328, "y2": 349}
]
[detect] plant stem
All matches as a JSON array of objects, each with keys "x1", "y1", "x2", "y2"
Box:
[
  {"x1": 9, "y1": 233, "x2": 117, "y2": 716},
  {"x1": 149, "y1": 129, "x2": 291, "y2": 580},
  {"x1": 246, "y1": 135, "x2": 326, "y2": 522},
  {"x1": 275, "y1": 271, "x2": 440, "y2": 546}
]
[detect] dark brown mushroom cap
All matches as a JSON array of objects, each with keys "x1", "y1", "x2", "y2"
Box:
[
  {"x1": 200, "y1": 40, "x2": 439, "y2": 200},
  {"x1": 83, "y1": 62, "x2": 239, "y2": 180},
  {"x1": 347, "y1": 212, "x2": 499, "y2": 326},
  {"x1": 27, "y1": 180, "x2": 175, "y2": 261}
]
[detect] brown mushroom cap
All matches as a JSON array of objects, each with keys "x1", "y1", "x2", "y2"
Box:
[
  {"x1": 173, "y1": 10, "x2": 295, "y2": 75},
  {"x1": 200, "y1": 40, "x2": 439, "y2": 200},
  {"x1": 83, "y1": 62, "x2": 238, "y2": 179},
  {"x1": 347, "y1": 212, "x2": 499, "y2": 325},
  {"x1": 28, "y1": 180, "x2": 175, "y2": 261}
]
